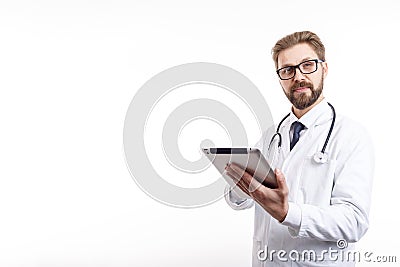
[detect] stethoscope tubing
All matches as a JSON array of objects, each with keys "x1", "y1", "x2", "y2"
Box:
[{"x1": 268, "y1": 102, "x2": 336, "y2": 163}]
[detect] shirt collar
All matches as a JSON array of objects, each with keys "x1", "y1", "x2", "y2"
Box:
[{"x1": 287, "y1": 98, "x2": 331, "y2": 129}]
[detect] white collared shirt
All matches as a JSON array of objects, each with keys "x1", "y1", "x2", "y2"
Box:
[{"x1": 225, "y1": 99, "x2": 374, "y2": 267}]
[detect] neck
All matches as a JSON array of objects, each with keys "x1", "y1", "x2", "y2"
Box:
[{"x1": 293, "y1": 95, "x2": 325, "y2": 119}]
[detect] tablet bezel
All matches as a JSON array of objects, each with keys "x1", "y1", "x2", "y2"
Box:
[{"x1": 202, "y1": 147, "x2": 277, "y2": 189}]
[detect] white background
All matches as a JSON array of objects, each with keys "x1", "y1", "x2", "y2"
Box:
[{"x1": 0, "y1": 0, "x2": 399, "y2": 266}]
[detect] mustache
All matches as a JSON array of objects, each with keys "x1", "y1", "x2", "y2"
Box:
[{"x1": 291, "y1": 82, "x2": 313, "y2": 92}]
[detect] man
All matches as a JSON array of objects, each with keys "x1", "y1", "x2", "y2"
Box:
[{"x1": 224, "y1": 31, "x2": 374, "y2": 266}]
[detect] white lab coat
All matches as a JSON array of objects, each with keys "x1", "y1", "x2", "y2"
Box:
[{"x1": 225, "y1": 99, "x2": 374, "y2": 266}]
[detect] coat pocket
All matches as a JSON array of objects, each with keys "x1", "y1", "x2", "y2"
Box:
[{"x1": 298, "y1": 156, "x2": 336, "y2": 205}]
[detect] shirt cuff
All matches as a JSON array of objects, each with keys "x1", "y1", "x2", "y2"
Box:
[
  {"x1": 224, "y1": 185, "x2": 253, "y2": 210},
  {"x1": 281, "y1": 202, "x2": 302, "y2": 236}
]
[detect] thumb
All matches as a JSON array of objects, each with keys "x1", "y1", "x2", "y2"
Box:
[{"x1": 275, "y1": 168, "x2": 287, "y2": 190}]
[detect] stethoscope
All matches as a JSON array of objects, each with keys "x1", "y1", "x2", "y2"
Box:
[{"x1": 268, "y1": 102, "x2": 336, "y2": 164}]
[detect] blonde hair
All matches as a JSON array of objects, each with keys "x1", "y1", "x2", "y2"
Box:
[{"x1": 272, "y1": 31, "x2": 326, "y2": 68}]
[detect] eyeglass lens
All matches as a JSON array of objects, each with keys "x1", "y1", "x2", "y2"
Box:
[{"x1": 278, "y1": 60, "x2": 318, "y2": 80}]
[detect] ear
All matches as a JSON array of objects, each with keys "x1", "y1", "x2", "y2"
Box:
[{"x1": 322, "y1": 62, "x2": 328, "y2": 79}]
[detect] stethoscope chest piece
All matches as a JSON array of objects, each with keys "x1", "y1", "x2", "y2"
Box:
[{"x1": 313, "y1": 151, "x2": 328, "y2": 164}]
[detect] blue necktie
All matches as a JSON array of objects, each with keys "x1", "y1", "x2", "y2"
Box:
[{"x1": 290, "y1": 121, "x2": 304, "y2": 151}]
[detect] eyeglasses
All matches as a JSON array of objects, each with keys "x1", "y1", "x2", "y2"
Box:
[{"x1": 276, "y1": 59, "x2": 325, "y2": 80}]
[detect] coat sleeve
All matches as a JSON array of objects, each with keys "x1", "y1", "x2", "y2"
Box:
[
  {"x1": 282, "y1": 121, "x2": 374, "y2": 242},
  {"x1": 224, "y1": 185, "x2": 254, "y2": 210}
]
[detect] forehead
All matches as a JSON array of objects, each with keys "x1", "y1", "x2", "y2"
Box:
[{"x1": 277, "y1": 43, "x2": 318, "y2": 68}]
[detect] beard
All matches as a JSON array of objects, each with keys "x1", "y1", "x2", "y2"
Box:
[{"x1": 284, "y1": 76, "x2": 324, "y2": 110}]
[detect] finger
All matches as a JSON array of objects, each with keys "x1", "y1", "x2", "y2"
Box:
[
  {"x1": 228, "y1": 163, "x2": 247, "y2": 178},
  {"x1": 224, "y1": 167, "x2": 241, "y2": 183},
  {"x1": 224, "y1": 166, "x2": 253, "y2": 196},
  {"x1": 235, "y1": 179, "x2": 251, "y2": 197},
  {"x1": 225, "y1": 164, "x2": 252, "y2": 189},
  {"x1": 228, "y1": 164, "x2": 251, "y2": 187},
  {"x1": 224, "y1": 166, "x2": 250, "y2": 192},
  {"x1": 225, "y1": 171, "x2": 251, "y2": 196},
  {"x1": 275, "y1": 168, "x2": 288, "y2": 193},
  {"x1": 248, "y1": 175, "x2": 264, "y2": 194},
  {"x1": 230, "y1": 163, "x2": 263, "y2": 194}
]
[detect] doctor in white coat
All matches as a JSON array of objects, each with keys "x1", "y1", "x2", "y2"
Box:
[{"x1": 225, "y1": 31, "x2": 374, "y2": 266}]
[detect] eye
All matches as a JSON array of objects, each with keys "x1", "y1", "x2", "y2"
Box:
[
  {"x1": 301, "y1": 61, "x2": 316, "y2": 71},
  {"x1": 282, "y1": 67, "x2": 293, "y2": 75},
  {"x1": 278, "y1": 66, "x2": 295, "y2": 79}
]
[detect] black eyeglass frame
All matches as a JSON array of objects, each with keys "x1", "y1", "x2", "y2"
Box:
[{"x1": 276, "y1": 59, "x2": 325, "y2": 80}]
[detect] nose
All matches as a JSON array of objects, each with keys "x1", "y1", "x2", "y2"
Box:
[{"x1": 293, "y1": 67, "x2": 306, "y2": 82}]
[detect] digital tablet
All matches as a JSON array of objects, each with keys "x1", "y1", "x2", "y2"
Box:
[{"x1": 202, "y1": 148, "x2": 277, "y2": 189}]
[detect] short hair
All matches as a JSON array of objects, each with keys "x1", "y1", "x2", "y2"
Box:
[{"x1": 272, "y1": 31, "x2": 326, "y2": 69}]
